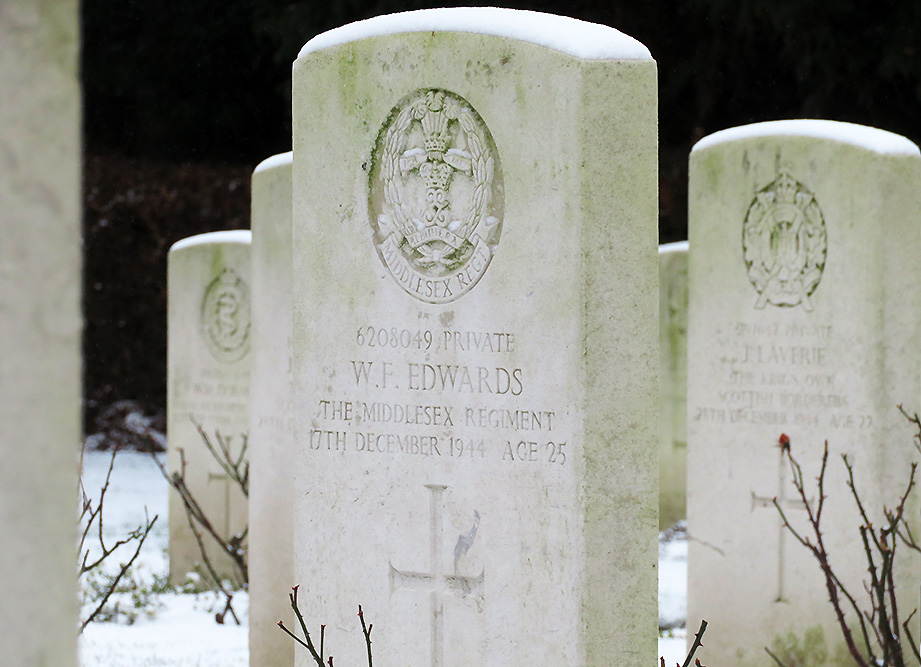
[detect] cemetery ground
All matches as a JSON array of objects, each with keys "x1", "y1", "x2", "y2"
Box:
[{"x1": 77, "y1": 441, "x2": 689, "y2": 665}]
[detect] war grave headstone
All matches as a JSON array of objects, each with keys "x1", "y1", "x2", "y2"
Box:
[
  {"x1": 0, "y1": 0, "x2": 81, "y2": 663},
  {"x1": 659, "y1": 241, "x2": 688, "y2": 530},
  {"x1": 686, "y1": 120, "x2": 921, "y2": 663},
  {"x1": 291, "y1": 8, "x2": 658, "y2": 665},
  {"x1": 249, "y1": 152, "x2": 294, "y2": 667},
  {"x1": 167, "y1": 231, "x2": 253, "y2": 585}
]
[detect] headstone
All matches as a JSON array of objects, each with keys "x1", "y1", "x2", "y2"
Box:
[
  {"x1": 167, "y1": 230, "x2": 252, "y2": 585},
  {"x1": 0, "y1": 0, "x2": 81, "y2": 663},
  {"x1": 249, "y1": 152, "x2": 294, "y2": 667},
  {"x1": 291, "y1": 8, "x2": 658, "y2": 665},
  {"x1": 659, "y1": 241, "x2": 688, "y2": 529},
  {"x1": 686, "y1": 120, "x2": 921, "y2": 663}
]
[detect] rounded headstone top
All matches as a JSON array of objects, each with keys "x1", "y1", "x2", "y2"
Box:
[
  {"x1": 297, "y1": 7, "x2": 652, "y2": 61},
  {"x1": 169, "y1": 230, "x2": 252, "y2": 254},
  {"x1": 692, "y1": 120, "x2": 920, "y2": 156},
  {"x1": 254, "y1": 152, "x2": 293, "y2": 174},
  {"x1": 659, "y1": 240, "x2": 688, "y2": 255}
]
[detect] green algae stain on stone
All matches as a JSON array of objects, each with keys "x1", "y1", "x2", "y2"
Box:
[
  {"x1": 769, "y1": 625, "x2": 830, "y2": 666},
  {"x1": 697, "y1": 150, "x2": 724, "y2": 192}
]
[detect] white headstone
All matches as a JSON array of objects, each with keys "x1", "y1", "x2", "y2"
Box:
[
  {"x1": 167, "y1": 230, "x2": 252, "y2": 585},
  {"x1": 292, "y1": 8, "x2": 658, "y2": 665},
  {"x1": 687, "y1": 120, "x2": 921, "y2": 663},
  {"x1": 659, "y1": 241, "x2": 688, "y2": 529},
  {"x1": 249, "y1": 152, "x2": 294, "y2": 667},
  {"x1": 1, "y1": 0, "x2": 80, "y2": 663}
]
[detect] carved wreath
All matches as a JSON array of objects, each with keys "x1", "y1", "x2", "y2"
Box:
[
  {"x1": 742, "y1": 172, "x2": 827, "y2": 310},
  {"x1": 379, "y1": 90, "x2": 495, "y2": 254}
]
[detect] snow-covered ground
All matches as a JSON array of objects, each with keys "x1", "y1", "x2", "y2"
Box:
[
  {"x1": 79, "y1": 450, "x2": 249, "y2": 666},
  {"x1": 78, "y1": 449, "x2": 689, "y2": 665}
]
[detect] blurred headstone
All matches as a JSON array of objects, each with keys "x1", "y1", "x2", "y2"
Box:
[
  {"x1": 167, "y1": 231, "x2": 252, "y2": 586},
  {"x1": 0, "y1": 0, "x2": 81, "y2": 663},
  {"x1": 687, "y1": 120, "x2": 921, "y2": 662},
  {"x1": 248, "y1": 152, "x2": 294, "y2": 667},
  {"x1": 659, "y1": 241, "x2": 688, "y2": 529}
]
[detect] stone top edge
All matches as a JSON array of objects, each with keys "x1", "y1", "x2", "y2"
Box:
[
  {"x1": 659, "y1": 240, "x2": 688, "y2": 253},
  {"x1": 297, "y1": 7, "x2": 652, "y2": 61},
  {"x1": 254, "y1": 151, "x2": 293, "y2": 174},
  {"x1": 169, "y1": 230, "x2": 252, "y2": 253},
  {"x1": 692, "y1": 120, "x2": 920, "y2": 156}
]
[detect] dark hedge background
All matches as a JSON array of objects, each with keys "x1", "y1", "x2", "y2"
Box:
[{"x1": 80, "y1": 0, "x2": 921, "y2": 431}]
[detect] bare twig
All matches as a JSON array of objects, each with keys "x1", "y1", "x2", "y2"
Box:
[
  {"x1": 191, "y1": 417, "x2": 249, "y2": 497},
  {"x1": 359, "y1": 605, "x2": 373, "y2": 667},
  {"x1": 81, "y1": 509, "x2": 157, "y2": 632},
  {"x1": 681, "y1": 619, "x2": 707, "y2": 667},
  {"x1": 897, "y1": 405, "x2": 921, "y2": 457},
  {"x1": 764, "y1": 646, "x2": 787, "y2": 666},
  {"x1": 279, "y1": 585, "x2": 325, "y2": 666},
  {"x1": 771, "y1": 427, "x2": 921, "y2": 667},
  {"x1": 772, "y1": 440, "x2": 873, "y2": 665},
  {"x1": 658, "y1": 619, "x2": 708, "y2": 667},
  {"x1": 902, "y1": 610, "x2": 921, "y2": 664},
  {"x1": 151, "y1": 419, "x2": 249, "y2": 624},
  {"x1": 152, "y1": 446, "x2": 246, "y2": 621},
  {"x1": 280, "y1": 588, "x2": 374, "y2": 666},
  {"x1": 78, "y1": 447, "x2": 158, "y2": 633}
]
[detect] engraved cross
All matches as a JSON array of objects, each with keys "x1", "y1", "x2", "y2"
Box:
[
  {"x1": 389, "y1": 484, "x2": 484, "y2": 667},
  {"x1": 751, "y1": 445, "x2": 810, "y2": 602}
]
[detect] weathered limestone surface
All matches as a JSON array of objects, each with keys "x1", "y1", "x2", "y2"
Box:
[
  {"x1": 292, "y1": 9, "x2": 658, "y2": 666},
  {"x1": 687, "y1": 120, "x2": 921, "y2": 663},
  {"x1": 659, "y1": 241, "x2": 688, "y2": 529},
  {"x1": 0, "y1": 0, "x2": 81, "y2": 664},
  {"x1": 249, "y1": 152, "x2": 294, "y2": 667},
  {"x1": 167, "y1": 231, "x2": 252, "y2": 585}
]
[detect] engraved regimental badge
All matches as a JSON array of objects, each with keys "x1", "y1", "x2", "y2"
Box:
[
  {"x1": 369, "y1": 89, "x2": 504, "y2": 304},
  {"x1": 200, "y1": 268, "x2": 251, "y2": 362},
  {"x1": 742, "y1": 171, "x2": 827, "y2": 311}
]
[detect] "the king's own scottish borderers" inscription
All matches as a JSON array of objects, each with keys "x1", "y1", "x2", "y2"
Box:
[{"x1": 369, "y1": 89, "x2": 504, "y2": 304}]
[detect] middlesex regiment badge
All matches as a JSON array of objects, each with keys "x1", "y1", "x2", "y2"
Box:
[
  {"x1": 369, "y1": 89, "x2": 504, "y2": 304},
  {"x1": 200, "y1": 268, "x2": 251, "y2": 363},
  {"x1": 742, "y1": 171, "x2": 827, "y2": 311}
]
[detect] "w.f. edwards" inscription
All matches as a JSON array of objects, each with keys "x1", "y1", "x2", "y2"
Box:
[{"x1": 369, "y1": 89, "x2": 504, "y2": 304}]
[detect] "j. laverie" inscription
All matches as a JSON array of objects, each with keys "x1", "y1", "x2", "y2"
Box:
[{"x1": 692, "y1": 320, "x2": 870, "y2": 429}]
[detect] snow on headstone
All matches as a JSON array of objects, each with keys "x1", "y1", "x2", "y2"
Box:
[
  {"x1": 167, "y1": 231, "x2": 252, "y2": 585},
  {"x1": 687, "y1": 120, "x2": 921, "y2": 662},
  {"x1": 659, "y1": 241, "x2": 688, "y2": 529},
  {"x1": 292, "y1": 8, "x2": 658, "y2": 664},
  {"x1": 248, "y1": 152, "x2": 294, "y2": 667},
  {"x1": 1, "y1": 0, "x2": 81, "y2": 663}
]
